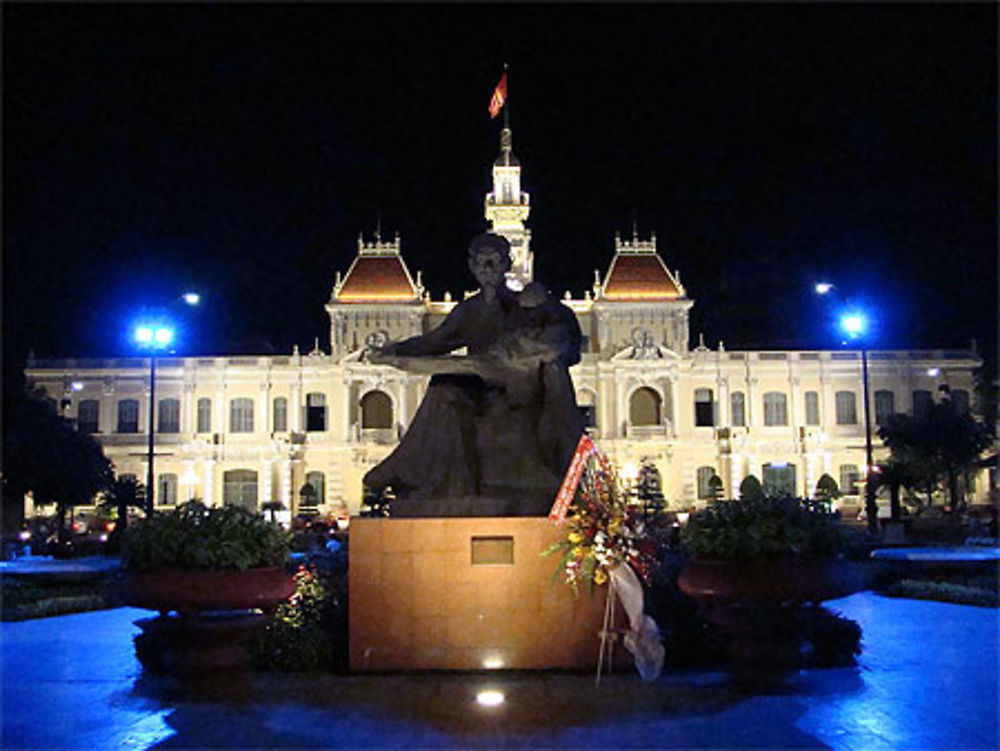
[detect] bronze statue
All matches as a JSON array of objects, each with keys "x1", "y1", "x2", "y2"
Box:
[{"x1": 364, "y1": 233, "x2": 584, "y2": 516}]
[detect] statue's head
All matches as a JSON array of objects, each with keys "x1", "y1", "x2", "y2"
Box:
[{"x1": 468, "y1": 233, "x2": 512, "y2": 290}]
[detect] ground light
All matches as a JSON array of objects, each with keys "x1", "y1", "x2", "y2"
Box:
[{"x1": 475, "y1": 690, "x2": 505, "y2": 707}]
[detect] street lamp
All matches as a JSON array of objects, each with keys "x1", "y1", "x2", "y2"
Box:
[
  {"x1": 132, "y1": 292, "x2": 199, "y2": 515},
  {"x1": 816, "y1": 283, "x2": 879, "y2": 535}
]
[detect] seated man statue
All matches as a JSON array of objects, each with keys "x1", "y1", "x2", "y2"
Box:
[{"x1": 364, "y1": 233, "x2": 585, "y2": 517}]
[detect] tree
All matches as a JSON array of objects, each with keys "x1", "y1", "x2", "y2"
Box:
[
  {"x1": 98, "y1": 476, "x2": 145, "y2": 550},
  {"x1": 2, "y1": 378, "x2": 114, "y2": 536},
  {"x1": 814, "y1": 474, "x2": 840, "y2": 504},
  {"x1": 869, "y1": 461, "x2": 912, "y2": 521},
  {"x1": 739, "y1": 475, "x2": 765, "y2": 502},
  {"x1": 878, "y1": 398, "x2": 991, "y2": 513},
  {"x1": 636, "y1": 459, "x2": 667, "y2": 517}
]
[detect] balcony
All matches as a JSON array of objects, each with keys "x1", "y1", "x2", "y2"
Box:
[
  {"x1": 626, "y1": 424, "x2": 669, "y2": 440},
  {"x1": 360, "y1": 428, "x2": 396, "y2": 445}
]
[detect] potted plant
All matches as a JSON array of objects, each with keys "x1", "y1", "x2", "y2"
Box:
[
  {"x1": 677, "y1": 496, "x2": 862, "y2": 684},
  {"x1": 678, "y1": 496, "x2": 858, "y2": 605},
  {"x1": 121, "y1": 501, "x2": 294, "y2": 676},
  {"x1": 121, "y1": 500, "x2": 294, "y2": 616}
]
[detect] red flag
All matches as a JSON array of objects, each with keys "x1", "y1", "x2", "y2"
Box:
[{"x1": 488, "y1": 72, "x2": 507, "y2": 118}]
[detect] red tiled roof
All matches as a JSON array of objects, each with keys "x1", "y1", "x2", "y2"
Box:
[
  {"x1": 602, "y1": 253, "x2": 681, "y2": 301},
  {"x1": 337, "y1": 256, "x2": 417, "y2": 303}
]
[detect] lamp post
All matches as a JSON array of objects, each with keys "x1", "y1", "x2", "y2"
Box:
[
  {"x1": 135, "y1": 323, "x2": 174, "y2": 515},
  {"x1": 816, "y1": 284, "x2": 879, "y2": 535},
  {"x1": 132, "y1": 292, "x2": 199, "y2": 515}
]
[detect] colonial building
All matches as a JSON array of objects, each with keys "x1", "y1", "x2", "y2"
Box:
[{"x1": 25, "y1": 124, "x2": 984, "y2": 519}]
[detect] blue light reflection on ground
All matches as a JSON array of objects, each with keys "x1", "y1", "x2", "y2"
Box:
[
  {"x1": 797, "y1": 593, "x2": 1000, "y2": 751},
  {"x1": 2, "y1": 594, "x2": 997, "y2": 749}
]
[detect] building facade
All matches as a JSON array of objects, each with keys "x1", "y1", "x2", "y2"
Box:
[{"x1": 25, "y1": 126, "x2": 984, "y2": 518}]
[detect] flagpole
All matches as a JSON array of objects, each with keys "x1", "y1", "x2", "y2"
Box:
[{"x1": 503, "y1": 62, "x2": 510, "y2": 129}]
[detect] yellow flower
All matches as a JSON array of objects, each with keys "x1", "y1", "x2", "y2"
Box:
[
  {"x1": 594, "y1": 569, "x2": 608, "y2": 585},
  {"x1": 568, "y1": 532, "x2": 583, "y2": 544}
]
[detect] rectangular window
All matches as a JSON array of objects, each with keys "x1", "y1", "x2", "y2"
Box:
[
  {"x1": 158, "y1": 473, "x2": 178, "y2": 505},
  {"x1": 804, "y1": 391, "x2": 820, "y2": 426},
  {"x1": 913, "y1": 390, "x2": 933, "y2": 419},
  {"x1": 273, "y1": 397, "x2": 288, "y2": 432},
  {"x1": 763, "y1": 392, "x2": 788, "y2": 426},
  {"x1": 77, "y1": 399, "x2": 100, "y2": 433},
  {"x1": 694, "y1": 388, "x2": 714, "y2": 427},
  {"x1": 840, "y1": 464, "x2": 860, "y2": 495},
  {"x1": 306, "y1": 393, "x2": 327, "y2": 432},
  {"x1": 197, "y1": 398, "x2": 212, "y2": 433},
  {"x1": 158, "y1": 398, "x2": 180, "y2": 433},
  {"x1": 835, "y1": 391, "x2": 857, "y2": 425},
  {"x1": 697, "y1": 466, "x2": 718, "y2": 500},
  {"x1": 230, "y1": 398, "x2": 254, "y2": 433},
  {"x1": 874, "y1": 390, "x2": 895, "y2": 426},
  {"x1": 730, "y1": 391, "x2": 745, "y2": 427},
  {"x1": 117, "y1": 399, "x2": 139, "y2": 433}
]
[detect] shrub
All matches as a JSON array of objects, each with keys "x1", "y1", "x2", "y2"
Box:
[
  {"x1": 121, "y1": 501, "x2": 290, "y2": 572},
  {"x1": 681, "y1": 497, "x2": 843, "y2": 561},
  {"x1": 886, "y1": 579, "x2": 999, "y2": 608},
  {"x1": 251, "y1": 566, "x2": 337, "y2": 672}
]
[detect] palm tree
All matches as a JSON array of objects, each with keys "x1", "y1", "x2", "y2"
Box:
[{"x1": 99, "y1": 476, "x2": 145, "y2": 550}]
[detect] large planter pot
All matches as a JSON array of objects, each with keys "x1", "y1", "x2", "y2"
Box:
[
  {"x1": 122, "y1": 566, "x2": 295, "y2": 616},
  {"x1": 677, "y1": 557, "x2": 861, "y2": 606}
]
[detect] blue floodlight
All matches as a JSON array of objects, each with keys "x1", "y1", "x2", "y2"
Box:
[
  {"x1": 839, "y1": 311, "x2": 868, "y2": 340},
  {"x1": 134, "y1": 323, "x2": 174, "y2": 350},
  {"x1": 814, "y1": 282, "x2": 834, "y2": 295},
  {"x1": 183, "y1": 292, "x2": 201, "y2": 306}
]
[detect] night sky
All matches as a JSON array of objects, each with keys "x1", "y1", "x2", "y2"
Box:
[{"x1": 4, "y1": 4, "x2": 997, "y2": 374}]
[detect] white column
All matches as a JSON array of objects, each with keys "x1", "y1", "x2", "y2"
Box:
[
  {"x1": 260, "y1": 383, "x2": 271, "y2": 435},
  {"x1": 101, "y1": 387, "x2": 116, "y2": 435},
  {"x1": 342, "y1": 380, "x2": 352, "y2": 442},
  {"x1": 281, "y1": 459, "x2": 292, "y2": 507},
  {"x1": 730, "y1": 453, "x2": 743, "y2": 496},
  {"x1": 668, "y1": 376, "x2": 679, "y2": 439},
  {"x1": 182, "y1": 382, "x2": 196, "y2": 435},
  {"x1": 203, "y1": 459, "x2": 215, "y2": 506},
  {"x1": 291, "y1": 381, "x2": 302, "y2": 432},
  {"x1": 215, "y1": 384, "x2": 226, "y2": 436},
  {"x1": 716, "y1": 376, "x2": 729, "y2": 427},
  {"x1": 261, "y1": 459, "x2": 273, "y2": 506}
]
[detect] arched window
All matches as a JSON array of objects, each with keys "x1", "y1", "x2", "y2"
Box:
[
  {"x1": 158, "y1": 398, "x2": 180, "y2": 433},
  {"x1": 763, "y1": 392, "x2": 788, "y2": 426},
  {"x1": 304, "y1": 471, "x2": 325, "y2": 506},
  {"x1": 230, "y1": 398, "x2": 254, "y2": 433},
  {"x1": 730, "y1": 391, "x2": 745, "y2": 427},
  {"x1": 223, "y1": 469, "x2": 258, "y2": 510},
  {"x1": 273, "y1": 396, "x2": 288, "y2": 432},
  {"x1": 694, "y1": 388, "x2": 714, "y2": 427},
  {"x1": 157, "y1": 473, "x2": 178, "y2": 506},
  {"x1": 117, "y1": 399, "x2": 139, "y2": 433},
  {"x1": 874, "y1": 390, "x2": 895, "y2": 425},
  {"x1": 697, "y1": 466, "x2": 718, "y2": 500},
  {"x1": 197, "y1": 397, "x2": 212, "y2": 433},
  {"x1": 77, "y1": 399, "x2": 99, "y2": 433},
  {"x1": 839, "y1": 464, "x2": 860, "y2": 495},
  {"x1": 629, "y1": 387, "x2": 661, "y2": 426},
  {"x1": 835, "y1": 391, "x2": 857, "y2": 425},
  {"x1": 361, "y1": 390, "x2": 393, "y2": 429},
  {"x1": 306, "y1": 392, "x2": 327, "y2": 432},
  {"x1": 804, "y1": 391, "x2": 820, "y2": 426}
]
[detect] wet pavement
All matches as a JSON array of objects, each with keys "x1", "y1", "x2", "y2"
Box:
[{"x1": 2, "y1": 592, "x2": 998, "y2": 749}]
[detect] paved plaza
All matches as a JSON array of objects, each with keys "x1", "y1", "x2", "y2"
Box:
[{"x1": 2, "y1": 591, "x2": 998, "y2": 750}]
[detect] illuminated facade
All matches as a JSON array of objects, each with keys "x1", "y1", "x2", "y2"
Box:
[{"x1": 25, "y1": 126, "x2": 985, "y2": 518}]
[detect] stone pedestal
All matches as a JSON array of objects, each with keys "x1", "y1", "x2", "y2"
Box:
[{"x1": 349, "y1": 517, "x2": 616, "y2": 671}]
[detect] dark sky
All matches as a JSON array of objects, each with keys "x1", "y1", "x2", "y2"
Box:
[{"x1": 3, "y1": 3, "x2": 997, "y2": 372}]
